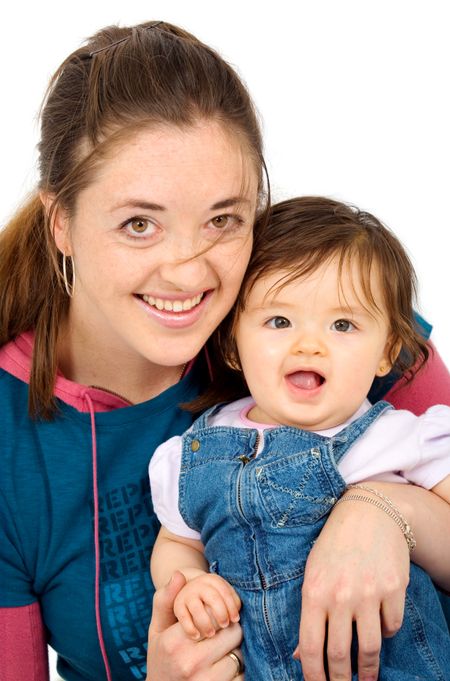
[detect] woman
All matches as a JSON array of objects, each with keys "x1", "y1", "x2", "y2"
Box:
[{"x1": 0, "y1": 20, "x2": 449, "y2": 681}]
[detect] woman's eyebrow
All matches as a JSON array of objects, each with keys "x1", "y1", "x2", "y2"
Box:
[
  {"x1": 111, "y1": 197, "x2": 251, "y2": 213},
  {"x1": 210, "y1": 197, "x2": 251, "y2": 210},
  {"x1": 110, "y1": 199, "x2": 166, "y2": 212}
]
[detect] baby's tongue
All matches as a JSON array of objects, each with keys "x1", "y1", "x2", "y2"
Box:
[{"x1": 288, "y1": 371, "x2": 322, "y2": 390}]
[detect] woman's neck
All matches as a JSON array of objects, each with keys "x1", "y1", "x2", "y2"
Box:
[{"x1": 56, "y1": 320, "x2": 186, "y2": 405}]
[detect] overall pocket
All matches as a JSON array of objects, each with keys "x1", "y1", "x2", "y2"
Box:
[{"x1": 256, "y1": 447, "x2": 338, "y2": 527}]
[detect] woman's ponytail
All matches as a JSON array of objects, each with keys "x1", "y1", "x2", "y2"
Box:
[{"x1": 0, "y1": 194, "x2": 67, "y2": 417}]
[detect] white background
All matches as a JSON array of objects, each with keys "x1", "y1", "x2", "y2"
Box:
[
  {"x1": 0, "y1": 1, "x2": 448, "y2": 675},
  {"x1": 1, "y1": 2, "x2": 449, "y2": 367}
]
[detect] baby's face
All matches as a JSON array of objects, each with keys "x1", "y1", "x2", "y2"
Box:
[{"x1": 234, "y1": 256, "x2": 393, "y2": 431}]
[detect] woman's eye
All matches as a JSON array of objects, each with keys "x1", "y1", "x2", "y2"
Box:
[
  {"x1": 266, "y1": 316, "x2": 291, "y2": 329},
  {"x1": 122, "y1": 217, "x2": 156, "y2": 238},
  {"x1": 209, "y1": 214, "x2": 243, "y2": 231},
  {"x1": 332, "y1": 319, "x2": 355, "y2": 333}
]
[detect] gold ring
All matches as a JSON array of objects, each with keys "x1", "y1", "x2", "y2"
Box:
[{"x1": 227, "y1": 651, "x2": 244, "y2": 677}]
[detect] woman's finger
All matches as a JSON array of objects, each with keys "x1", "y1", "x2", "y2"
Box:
[
  {"x1": 380, "y1": 589, "x2": 406, "y2": 638},
  {"x1": 207, "y1": 648, "x2": 245, "y2": 681},
  {"x1": 326, "y1": 610, "x2": 353, "y2": 681},
  {"x1": 355, "y1": 607, "x2": 382, "y2": 681},
  {"x1": 149, "y1": 571, "x2": 187, "y2": 636},
  {"x1": 296, "y1": 605, "x2": 327, "y2": 681},
  {"x1": 147, "y1": 621, "x2": 243, "y2": 681}
]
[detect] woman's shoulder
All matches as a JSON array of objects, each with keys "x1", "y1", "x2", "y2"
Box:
[
  {"x1": 0, "y1": 363, "x2": 29, "y2": 423},
  {"x1": 384, "y1": 343, "x2": 450, "y2": 414},
  {"x1": 0, "y1": 332, "x2": 34, "y2": 383}
]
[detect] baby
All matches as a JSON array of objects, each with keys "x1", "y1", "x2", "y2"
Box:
[{"x1": 149, "y1": 197, "x2": 450, "y2": 681}]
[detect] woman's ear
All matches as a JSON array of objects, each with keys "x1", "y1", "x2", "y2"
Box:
[
  {"x1": 40, "y1": 192, "x2": 72, "y2": 255},
  {"x1": 376, "y1": 338, "x2": 402, "y2": 377}
]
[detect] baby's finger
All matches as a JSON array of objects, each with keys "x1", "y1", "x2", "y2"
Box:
[
  {"x1": 189, "y1": 596, "x2": 217, "y2": 638},
  {"x1": 173, "y1": 601, "x2": 201, "y2": 640},
  {"x1": 204, "y1": 592, "x2": 233, "y2": 629},
  {"x1": 221, "y1": 588, "x2": 241, "y2": 624},
  {"x1": 211, "y1": 578, "x2": 241, "y2": 622}
]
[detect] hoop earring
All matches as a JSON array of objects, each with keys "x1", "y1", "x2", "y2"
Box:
[{"x1": 62, "y1": 254, "x2": 76, "y2": 298}]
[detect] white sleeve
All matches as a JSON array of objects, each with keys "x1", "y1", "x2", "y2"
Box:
[
  {"x1": 339, "y1": 406, "x2": 450, "y2": 488},
  {"x1": 402, "y1": 405, "x2": 450, "y2": 489},
  {"x1": 149, "y1": 436, "x2": 201, "y2": 540}
]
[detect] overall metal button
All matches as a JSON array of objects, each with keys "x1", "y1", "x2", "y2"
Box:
[{"x1": 191, "y1": 439, "x2": 200, "y2": 452}]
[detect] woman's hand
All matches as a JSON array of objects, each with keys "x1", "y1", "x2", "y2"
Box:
[
  {"x1": 296, "y1": 491, "x2": 410, "y2": 681},
  {"x1": 147, "y1": 571, "x2": 244, "y2": 681}
]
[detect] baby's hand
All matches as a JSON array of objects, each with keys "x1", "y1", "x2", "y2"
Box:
[{"x1": 173, "y1": 572, "x2": 241, "y2": 640}]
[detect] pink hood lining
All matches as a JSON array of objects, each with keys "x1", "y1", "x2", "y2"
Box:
[{"x1": 0, "y1": 331, "x2": 130, "y2": 412}]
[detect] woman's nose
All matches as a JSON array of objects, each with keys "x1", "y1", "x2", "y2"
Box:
[{"x1": 158, "y1": 242, "x2": 209, "y2": 289}]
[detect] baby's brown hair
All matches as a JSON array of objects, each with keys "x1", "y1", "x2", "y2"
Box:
[{"x1": 193, "y1": 196, "x2": 429, "y2": 411}]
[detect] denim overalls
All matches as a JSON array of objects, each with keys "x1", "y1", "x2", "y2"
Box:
[{"x1": 178, "y1": 401, "x2": 450, "y2": 681}]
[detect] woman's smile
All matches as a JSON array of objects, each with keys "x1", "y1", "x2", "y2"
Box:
[
  {"x1": 139, "y1": 292, "x2": 206, "y2": 312},
  {"x1": 135, "y1": 289, "x2": 214, "y2": 329}
]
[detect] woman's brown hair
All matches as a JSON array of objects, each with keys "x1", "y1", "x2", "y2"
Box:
[
  {"x1": 0, "y1": 21, "x2": 267, "y2": 418},
  {"x1": 191, "y1": 196, "x2": 429, "y2": 411}
]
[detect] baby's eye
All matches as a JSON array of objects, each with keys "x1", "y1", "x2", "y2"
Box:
[
  {"x1": 266, "y1": 316, "x2": 291, "y2": 329},
  {"x1": 122, "y1": 217, "x2": 157, "y2": 238},
  {"x1": 332, "y1": 319, "x2": 355, "y2": 333}
]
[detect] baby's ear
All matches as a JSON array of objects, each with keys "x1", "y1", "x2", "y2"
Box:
[{"x1": 376, "y1": 338, "x2": 402, "y2": 377}]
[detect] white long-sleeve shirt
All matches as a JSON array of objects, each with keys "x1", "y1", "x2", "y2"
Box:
[{"x1": 149, "y1": 398, "x2": 450, "y2": 539}]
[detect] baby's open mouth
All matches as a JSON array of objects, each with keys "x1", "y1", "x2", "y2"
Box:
[{"x1": 287, "y1": 370, "x2": 325, "y2": 390}]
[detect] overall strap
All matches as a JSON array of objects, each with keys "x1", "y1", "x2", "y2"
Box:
[{"x1": 330, "y1": 400, "x2": 393, "y2": 465}]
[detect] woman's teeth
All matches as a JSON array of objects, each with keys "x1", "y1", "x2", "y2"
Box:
[{"x1": 141, "y1": 293, "x2": 204, "y2": 312}]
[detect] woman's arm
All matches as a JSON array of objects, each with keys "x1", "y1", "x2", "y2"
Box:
[
  {"x1": 0, "y1": 603, "x2": 49, "y2": 681},
  {"x1": 297, "y1": 481, "x2": 450, "y2": 681},
  {"x1": 376, "y1": 479, "x2": 450, "y2": 590}
]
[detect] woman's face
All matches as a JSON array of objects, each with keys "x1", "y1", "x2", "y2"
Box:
[{"x1": 55, "y1": 121, "x2": 258, "y2": 373}]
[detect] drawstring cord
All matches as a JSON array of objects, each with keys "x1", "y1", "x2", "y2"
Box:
[
  {"x1": 85, "y1": 392, "x2": 113, "y2": 681},
  {"x1": 83, "y1": 360, "x2": 199, "y2": 680}
]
